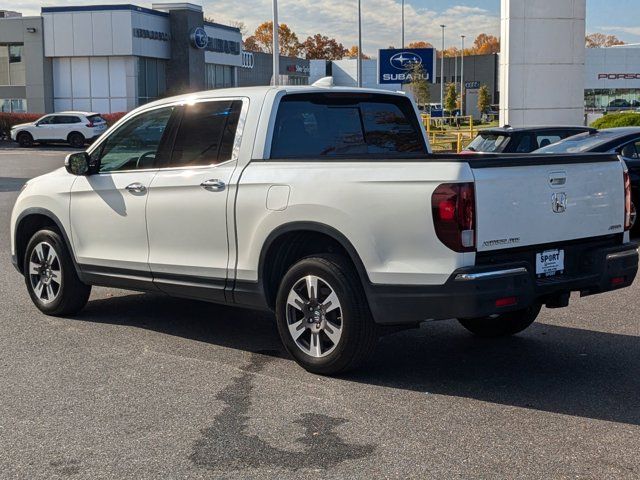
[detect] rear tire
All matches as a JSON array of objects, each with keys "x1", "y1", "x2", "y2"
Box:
[
  {"x1": 24, "y1": 229, "x2": 91, "y2": 316},
  {"x1": 275, "y1": 254, "x2": 378, "y2": 375},
  {"x1": 68, "y1": 132, "x2": 85, "y2": 149},
  {"x1": 17, "y1": 132, "x2": 34, "y2": 148},
  {"x1": 458, "y1": 304, "x2": 542, "y2": 338}
]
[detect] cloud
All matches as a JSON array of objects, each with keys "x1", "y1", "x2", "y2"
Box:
[
  {"x1": 597, "y1": 25, "x2": 640, "y2": 39},
  {"x1": 14, "y1": 0, "x2": 500, "y2": 54},
  {"x1": 207, "y1": 0, "x2": 499, "y2": 53}
]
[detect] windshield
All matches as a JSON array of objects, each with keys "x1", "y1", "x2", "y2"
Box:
[
  {"x1": 465, "y1": 133, "x2": 510, "y2": 153},
  {"x1": 534, "y1": 131, "x2": 616, "y2": 153}
]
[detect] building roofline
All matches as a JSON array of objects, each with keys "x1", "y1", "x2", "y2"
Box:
[
  {"x1": 41, "y1": 4, "x2": 169, "y2": 18},
  {"x1": 203, "y1": 20, "x2": 240, "y2": 33}
]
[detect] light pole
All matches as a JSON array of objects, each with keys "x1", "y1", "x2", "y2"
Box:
[
  {"x1": 272, "y1": 0, "x2": 279, "y2": 86},
  {"x1": 440, "y1": 24, "x2": 445, "y2": 108},
  {"x1": 461, "y1": 35, "x2": 465, "y2": 115},
  {"x1": 454, "y1": 48, "x2": 458, "y2": 98},
  {"x1": 401, "y1": 0, "x2": 405, "y2": 48},
  {"x1": 357, "y1": 0, "x2": 362, "y2": 87}
]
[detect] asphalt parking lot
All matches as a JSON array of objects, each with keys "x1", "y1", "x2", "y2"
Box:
[{"x1": 1, "y1": 145, "x2": 639, "y2": 479}]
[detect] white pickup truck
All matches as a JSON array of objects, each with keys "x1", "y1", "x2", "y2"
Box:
[{"x1": 10, "y1": 84, "x2": 639, "y2": 374}]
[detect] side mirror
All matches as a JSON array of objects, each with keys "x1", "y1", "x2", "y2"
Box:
[{"x1": 65, "y1": 152, "x2": 91, "y2": 175}]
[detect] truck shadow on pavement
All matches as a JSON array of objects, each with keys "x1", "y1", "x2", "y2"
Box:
[{"x1": 75, "y1": 292, "x2": 640, "y2": 427}]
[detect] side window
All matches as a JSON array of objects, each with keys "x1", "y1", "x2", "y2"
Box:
[
  {"x1": 37, "y1": 116, "x2": 54, "y2": 125},
  {"x1": 94, "y1": 106, "x2": 174, "y2": 173},
  {"x1": 270, "y1": 93, "x2": 427, "y2": 159},
  {"x1": 620, "y1": 142, "x2": 639, "y2": 159},
  {"x1": 168, "y1": 100, "x2": 243, "y2": 168},
  {"x1": 514, "y1": 134, "x2": 533, "y2": 153},
  {"x1": 536, "y1": 134, "x2": 562, "y2": 149}
]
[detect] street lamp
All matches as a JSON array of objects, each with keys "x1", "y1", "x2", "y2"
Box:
[
  {"x1": 401, "y1": 0, "x2": 405, "y2": 49},
  {"x1": 272, "y1": 0, "x2": 279, "y2": 86},
  {"x1": 440, "y1": 25, "x2": 445, "y2": 108},
  {"x1": 357, "y1": 0, "x2": 362, "y2": 87},
  {"x1": 461, "y1": 35, "x2": 466, "y2": 115}
]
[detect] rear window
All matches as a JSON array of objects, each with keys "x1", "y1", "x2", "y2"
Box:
[
  {"x1": 87, "y1": 114, "x2": 106, "y2": 123},
  {"x1": 534, "y1": 132, "x2": 613, "y2": 154},
  {"x1": 270, "y1": 93, "x2": 427, "y2": 159},
  {"x1": 466, "y1": 133, "x2": 510, "y2": 153}
]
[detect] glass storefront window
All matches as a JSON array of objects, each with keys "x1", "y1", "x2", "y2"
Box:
[
  {"x1": 0, "y1": 44, "x2": 25, "y2": 86},
  {"x1": 0, "y1": 98, "x2": 27, "y2": 112},
  {"x1": 137, "y1": 57, "x2": 167, "y2": 105},
  {"x1": 205, "y1": 64, "x2": 236, "y2": 89},
  {"x1": 585, "y1": 89, "x2": 640, "y2": 110}
]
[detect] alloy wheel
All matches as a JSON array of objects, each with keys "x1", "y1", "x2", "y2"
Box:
[
  {"x1": 28, "y1": 241, "x2": 62, "y2": 305},
  {"x1": 285, "y1": 275, "x2": 343, "y2": 358}
]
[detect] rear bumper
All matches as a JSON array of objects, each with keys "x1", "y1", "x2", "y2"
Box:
[{"x1": 366, "y1": 242, "x2": 638, "y2": 325}]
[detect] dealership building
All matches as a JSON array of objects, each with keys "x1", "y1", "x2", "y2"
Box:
[
  {"x1": 0, "y1": 3, "x2": 309, "y2": 114},
  {"x1": 1, "y1": 2, "x2": 639, "y2": 117}
]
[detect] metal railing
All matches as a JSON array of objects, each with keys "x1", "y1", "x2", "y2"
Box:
[{"x1": 421, "y1": 114, "x2": 478, "y2": 153}]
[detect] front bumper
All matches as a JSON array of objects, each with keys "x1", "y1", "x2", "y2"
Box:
[{"x1": 366, "y1": 240, "x2": 638, "y2": 325}]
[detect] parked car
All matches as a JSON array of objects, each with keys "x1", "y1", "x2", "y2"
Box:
[
  {"x1": 10, "y1": 111, "x2": 108, "y2": 148},
  {"x1": 605, "y1": 99, "x2": 640, "y2": 113},
  {"x1": 535, "y1": 127, "x2": 640, "y2": 233},
  {"x1": 10, "y1": 85, "x2": 638, "y2": 375},
  {"x1": 462, "y1": 126, "x2": 595, "y2": 154}
]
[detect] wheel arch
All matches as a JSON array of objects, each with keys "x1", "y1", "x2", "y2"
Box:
[
  {"x1": 14, "y1": 208, "x2": 79, "y2": 275},
  {"x1": 67, "y1": 131, "x2": 85, "y2": 142},
  {"x1": 253, "y1": 221, "x2": 372, "y2": 310}
]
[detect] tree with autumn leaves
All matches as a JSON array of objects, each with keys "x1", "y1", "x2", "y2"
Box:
[
  {"x1": 244, "y1": 22, "x2": 351, "y2": 60},
  {"x1": 244, "y1": 22, "x2": 302, "y2": 57},
  {"x1": 585, "y1": 33, "x2": 625, "y2": 48}
]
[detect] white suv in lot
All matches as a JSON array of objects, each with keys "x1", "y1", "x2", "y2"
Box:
[
  {"x1": 10, "y1": 111, "x2": 107, "y2": 148},
  {"x1": 10, "y1": 85, "x2": 638, "y2": 374}
]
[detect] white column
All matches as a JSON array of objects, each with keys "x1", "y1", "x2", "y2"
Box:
[{"x1": 500, "y1": 0, "x2": 586, "y2": 126}]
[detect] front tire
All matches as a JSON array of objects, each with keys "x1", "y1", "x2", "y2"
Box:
[
  {"x1": 458, "y1": 304, "x2": 542, "y2": 337},
  {"x1": 24, "y1": 229, "x2": 91, "y2": 316},
  {"x1": 68, "y1": 132, "x2": 85, "y2": 148},
  {"x1": 275, "y1": 254, "x2": 378, "y2": 375},
  {"x1": 17, "y1": 132, "x2": 34, "y2": 148}
]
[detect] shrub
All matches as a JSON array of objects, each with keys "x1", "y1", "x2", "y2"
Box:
[
  {"x1": 101, "y1": 112, "x2": 127, "y2": 127},
  {"x1": 0, "y1": 113, "x2": 42, "y2": 138},
  {"x1": 591, "y1": 112, "x2": 640, "y2": 129}
]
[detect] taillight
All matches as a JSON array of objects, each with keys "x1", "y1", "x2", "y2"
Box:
[
  {"x1": 86, "y1": 122, "x2": 95, "y2": 128},
  {"x1": 432, "y1": 182, "x2": 476, "y2": 252},
  {"x1": 624, "y1": 169, "x2": 632, "y2": 231}
]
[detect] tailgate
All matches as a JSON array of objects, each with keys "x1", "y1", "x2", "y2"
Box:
[{"x1": 472, "y1": 155, "x2": 625, "y2": 252}]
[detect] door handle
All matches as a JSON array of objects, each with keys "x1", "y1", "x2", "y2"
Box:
[
  {"x1": 200, "y1": 179, "x2": 226, "y2": 191},
  {"x1": 125, "y1": 182, "x2": 147, "y2": 194}
]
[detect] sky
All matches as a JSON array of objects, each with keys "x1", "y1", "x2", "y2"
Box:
[{"x1": 8, "y1": 0, "x2": 640, "y2": 55}]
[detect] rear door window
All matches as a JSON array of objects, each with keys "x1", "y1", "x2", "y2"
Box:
[
  {"x1": 270, "y1": 93, "x2": 427, "y2": 159},
  {"x1": 621, "y1": 142, "x2": 639, "y2": 159},
  {"x1": 167, "y1": 100, "x2": 243, "y2": 168},
  {"x1": 513, "y1": 134, "x2": 534, "y2": 153},
  {"x1": 535, "y1": 133, "x2": 563, "y2": 149}
]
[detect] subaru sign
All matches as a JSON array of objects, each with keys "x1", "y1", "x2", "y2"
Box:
[
  {"x1": 378, "y1": 48, "x2": 436, "y2": 85},
  {"x1": 190, "y1": 27, "x2": 208, "y2": 50}
]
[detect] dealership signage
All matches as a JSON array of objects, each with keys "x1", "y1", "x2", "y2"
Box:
[
  {"x1": 133, "y1": 28, "x2": 169, "y2": 42},
  {"x1": 190, "y1": 27, "x2": 241, "y2": 55},
  {"x1": 598, "y1": 73, "x2": 640, "y2": 80},
  {"x1": 465, "y1": 81, "x2": 480, "y2": 89},
  {"x1": 378, "y1": 48, "x2": 436, "y2": 84},
  {"x1": 286, "y1": 64, "x2": 310, "y2": 74}
]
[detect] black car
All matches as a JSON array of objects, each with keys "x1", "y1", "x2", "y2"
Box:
[
  {"x1": 463, "y1": 126, "x2": 595, "y2": 154},
  {"x1": 535, "y1": 127, "x2": 640, "y2": 234}
]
